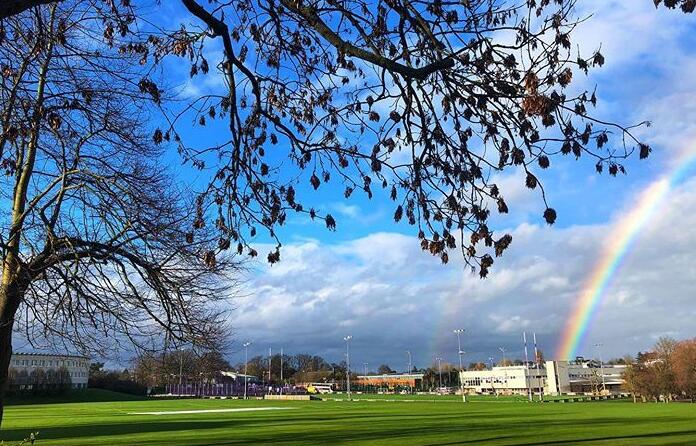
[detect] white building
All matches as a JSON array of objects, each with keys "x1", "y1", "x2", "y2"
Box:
[
  {"x1": 10, "y1": 353, "x2": 90, "y2": 389},
  {"x1": 460, "y1": 365, "x2": 546, "y2": 395},
  {"x1": 219, "y1": 371, "x2": 260, "y2": 384},
  {"x1": 460, "y1": 360, "x2": 627, "y2": 396},
  {"x1": 546, "y1": 360, "x2": 627, "y2": 395}
]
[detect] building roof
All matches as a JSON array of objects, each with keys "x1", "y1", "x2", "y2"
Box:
[
  {"x1": 219, "y1": 371, "x2": 258, "y2": 379},
  {"x1": 357, "y1": 373, "x2": 424, "y2": 380},
  {"x1": 12, "y1": 352, "x2": 89, "y2": 359}
]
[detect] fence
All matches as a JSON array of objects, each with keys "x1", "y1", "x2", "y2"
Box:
[{"x1": 162, "y1": 382, "x2": 306, "y2": 397}]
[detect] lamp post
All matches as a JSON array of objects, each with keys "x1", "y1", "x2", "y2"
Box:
[
  {"x1": 178, "y1": 348, "x2": 184, "y2": 387},
  {"x1": 454, "y1": 329, "x2": 466, "y2": 402},
  {"x1": 594, "y1": 343, "x2": 606, "y2": 394},
  {"x1": 499, "y1": 347, "x2": 507, "y2": 366},
  {"x1": 268, "y1": 347, "x2": 272, "y2": 394},
  {"x1": 406, "y1": 350, "x2": 413, "y2": 394},
  {"x1": 499, "y1": 347, "x2": 508, "y2": 393},
  {"x1": 243, "y1": 341, "x2": 251, "y2": 400},
  {"x1": 436, "y1": 356, "x2": 443, "y2": 391},
  {"x1": 534, "y1": 332, "x2": 543, "y2": 402},
  {"x1": 523, "y1": 332, "x2": 532, "y2": 402},
  {"x1": 344, "y1": 336, "x2": 352, "y2": 400}
]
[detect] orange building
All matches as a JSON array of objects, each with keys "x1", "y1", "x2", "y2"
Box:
[{"x1": 355, "y1": 373, "x2": 424, "y2": 388}]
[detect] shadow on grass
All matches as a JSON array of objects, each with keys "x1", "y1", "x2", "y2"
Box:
[
  {"x1": 512, "y1": 430, "x2": 696, "y2": 446},
  {"x1": 0, "y1": 419, "x2": 524, "y2": 445},
  {"x1": 2, "y1": 409, "x2": 696, "y2": 445},
  {"x1": 5, "y1": 389, "x2": 145, "y2": 406}
]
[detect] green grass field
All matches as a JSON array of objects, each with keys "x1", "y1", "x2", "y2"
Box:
[{"x1": 1, "y1": 390, "x2": 695, "y2": 445}]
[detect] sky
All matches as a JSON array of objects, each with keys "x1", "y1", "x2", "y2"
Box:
[
  {"x1": 214, "y1": 1, "x2": 696, "y2": 371},
  {"x1": 15, "y1": 1, "x2": 696, "y2": 372}
]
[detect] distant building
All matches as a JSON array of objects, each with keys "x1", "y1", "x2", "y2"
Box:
[
  {"x1": 219, "y1": 371, "x2": 260, "y2": 384},
  {"x1": 459, "y1": 359, "x2": 627, "y2": 396},
  {"x1": 355, "y1": 373, "x2": 424, "y2": 388},
  {"x1": 546, "y1": 360, "x2": 626, "y2": 395},
  {"x1": 460, "y1": 365, "x2": 546, "y2": 395},
  {"x1": 10, "y1": 352, "x2": 89, "y2": 389}
]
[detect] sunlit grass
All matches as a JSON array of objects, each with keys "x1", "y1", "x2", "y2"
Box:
[{"x1": 1, "y1": 390, "x2": 695, "y2": 445}]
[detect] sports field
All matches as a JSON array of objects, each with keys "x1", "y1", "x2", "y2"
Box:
[{"x1": 1, "y1": 391, "x2": 695, "y2": 445}]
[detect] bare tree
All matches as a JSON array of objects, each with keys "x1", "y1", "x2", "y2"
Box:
[
  {"x1": 654, "y1": 0, "x2": 696, "y2": 13},
  {"x1": 620, "y1": 355, "x2": 639, "y2": 403},
  {"x1": 140, "y1": 0, "x2": 652, "y2": 276},
  {"x1": 377, "y1": 364, "x2": 394, "y2": 374},
  {"x1": 0, "y1": 2, "x2": 238, "y2": 424},
  {"x1": 131, "y1": 349, "x2": 232, "y2": 387},
  {"x1": 627, "y1": 339, "x2": 682, "y2": 403},
  {"x1": 672, "y1": 338, "x2": 696, "y2": 400},
  {"x1": 653, "y1": 337, "x2": 678, "y2": 401}
]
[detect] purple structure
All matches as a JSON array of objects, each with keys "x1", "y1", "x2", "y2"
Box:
[{"x1": 164, "y1": 381, "x2": 306, "y2": 398}]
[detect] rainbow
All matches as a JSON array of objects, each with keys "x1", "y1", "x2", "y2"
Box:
[{"x1": 557, "y1": 147, "x2": 696, "y2": 360}]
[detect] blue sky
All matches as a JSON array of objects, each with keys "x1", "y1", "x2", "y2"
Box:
[
  {"x1": 18, "y1": 0, "x2": 692, "y2": 371},
  {"x1": 159, "y1": 0, "x2": 696, "y2": 237},
  {"x1": 156, "y1": 0, "x2": 696, "y2": 371}
]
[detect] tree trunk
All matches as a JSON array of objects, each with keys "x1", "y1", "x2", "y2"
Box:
[
  {"x1": 0, "y1": 316, "x2": 13, "y2": 428},
  {"x1": 0, "y1": 5, "x2": 55, "y2": 429},
  {"x1": 0, "y1": 281, "x2": 23, "y2": 428}
]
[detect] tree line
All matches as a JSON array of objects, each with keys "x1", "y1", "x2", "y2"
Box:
[
  {"x1": 123, "y1": 350, "x2": 537, "y2": 391},
  {"x1": 79, "y1": 336, "x2": 696, "y2": 399},
  {"x1": 6, "y1": 366, "x2": 72, "y2": 397},
  {"x1": 622, "y1": 337, "x2": 696, "y2": 402}
]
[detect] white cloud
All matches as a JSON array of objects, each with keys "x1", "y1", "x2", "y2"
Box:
[
  {"x1": 331, "y1": 203, "x2": 361, "y2": 218},
  {"x1": 229, "y1": 175, "x2": 696, "y2": 368},
  {"x1": 573, "y1": 1, "x2": 696, "y2": 161},
  {"x1": 185, "y1": 1, "x2": 696, "y2": 369}
]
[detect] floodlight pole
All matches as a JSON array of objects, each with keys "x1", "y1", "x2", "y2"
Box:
[
  {"x1": 406, "y1": 350, "x2": 413, "y2": 394},
  {"x1": 243, "y1": 341, "x2": 251, "y2": 400},
  {"x1": 436, "y1": 356, "x2": 443, "y2": 390},
  {"x1": 280, "y1": 348, "x2": 284, "y2": 395},
  {"x1": 523, "y1": 332, "x2": 532, "y2": 402},
  {"x1": 594, "y1": 343, "x2": 606, "y2": 394},
  {"x1": 344, "y1": 336, "x2": 352, "y2": 400},
  {"x1": 268, "y1": 347, "x2": 272, "y2": 393},
  {"x1": 178, "y1": 348, "x2": 183, "y2": 387},
  {"x1": 454, "y1": 329, "x2": 466, "y2": 402},
  {"x1": 499, "y1": 347, "x2": 508, "y2": 392},
  {"x1": 534, "y1": 333, "x2": 543, "y2": 402}
]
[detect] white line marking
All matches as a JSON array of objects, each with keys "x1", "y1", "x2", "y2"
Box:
[{"x1": 128, "y1": 407, "x2": 295, "y2": 416}]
